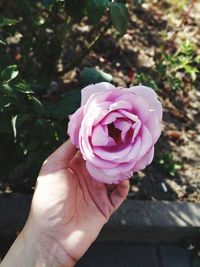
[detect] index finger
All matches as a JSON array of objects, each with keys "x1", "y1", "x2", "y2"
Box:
[{"x1": 44, "y1": 139, "x2": 77, "y2": 170}]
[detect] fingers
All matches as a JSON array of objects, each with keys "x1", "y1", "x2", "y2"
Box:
[
  {"x1": 109, "y1": 180, "x2": 130, "y2": 212},
  {"x1": 42, "y1": 140, "x2": 77, "y2": 172}
]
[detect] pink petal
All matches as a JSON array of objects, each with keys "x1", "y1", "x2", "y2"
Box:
[
  {"x1": 80, "y1": 137, "x2": 118, "y2": 168},
  {"x1": 131, "y1": 120, "x2": 142, "y2": 143},
  {"x1": 93, "y1": 143, "x2": 133, "y2": 162},
  {"x1": 67, "y1": 106, "x2": 84, "y2": 148},
  {"x1": 91, "y1": 125, "x2": 109, "y2": 146},
  {"x1": 120, "y1": 110, "x2": 139, "y2": 124},
  {"x1": 145, "y1": 111, "x2": 161, "y2": 144},
  {"x1": 101, "y1": 111, "x2": 124, "y2": 125},
  {"x1": 135, "y1": 125, "x2": 153, "y2": 161},
  {"x1": 123, "y1": 136, "x2": 141, "y2": 161},
  {"x1": 103, "y1": 161, "x2": 135, "y2": 176},
  {"x1": 129, "y1": 86, "x2": 162, "y2": 121},
  {"x1": 81, "y1": 82, "x2": 116, "y2": 106},
  {"x1": 109, "y1": 100, "x2": 132, "y2": 111},
  {"x1": 86, "y1": 161, "x2": 132, "y2": 184},
  {"x1": 133, "y1": 146, "x2": 154, "y2": 171},
  {"x1": 116, "y1": 93, "x2": 150, "y2": 122},
  {"x1": 114, "y1": 119, "x2": 132, "y2": 142}
]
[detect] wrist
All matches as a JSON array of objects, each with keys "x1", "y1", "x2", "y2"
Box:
[{"x1": 22, "y1": 221, "x2": 76, "y2": 267}]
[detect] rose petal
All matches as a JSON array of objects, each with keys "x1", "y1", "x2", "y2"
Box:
[
  {"x1": 94, "y1": 143, "x2": 133, "y2": 162},
  {"x1": 91, "y1": 124, "x2": 109, "y2": 146},
  {"x1": 145, "y1": 111, "x2": 161, "y2": 144},
  {"x1": 134, "y1": 146, "x2": 154, "y2": 171},
  {"x1": 67, "y1": 106, "x2": 84, "y2": 147},
  {"x1": 129, "y1": 86, "x2": 162, "y2": 120},
  {"x1": 116, "y1": 93, "x2": 150, "y2": 122},
  {"x1": 101, "y1": 111, "x2": 124, "y2": 125},
  {"x1": 81, "y1": 82, "x2": 116, "y2": 106},
  {"x1": 86, "y1": 161, "x2": 132, "y2": 184},
  {"x1": 109, "y1": 100, "x2": 133, "y2": 111},
  {"x1": 114, "y1": 119, "x2": 132, "y2": 142},
  {"x1": 103, "y1": 161, "x2": 135, "y2": 176},
  {"x1": 135, "y1": 125, "x2": 152, "y2": 160},
  {"x1": 80, "y1": 137, "x2": 118, "y2": 168}
]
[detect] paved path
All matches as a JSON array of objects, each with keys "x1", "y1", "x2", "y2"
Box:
[
  {"x1": 77, "y1": 242, "x2": 192, "y2": 267},
  {"x1": 0, "y1": 240, "x2": 192, "y2": 266}
]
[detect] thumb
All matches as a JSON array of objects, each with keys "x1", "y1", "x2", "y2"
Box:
[{"x1": 109, "y1": 180, "x2": 129, "y2": 212}]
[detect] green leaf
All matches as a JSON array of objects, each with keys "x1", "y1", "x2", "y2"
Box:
[
  {"x1": 0, "y1": 17, "x2": 18, "y2": 26},
  {"x1": 53, "y1": 89, "x2": 81, "y2": 118},
  {"x1": 14, "y1": 80, "x2": 33, "y2": 94},
  {"x1": 2, "y1": 83, "x2": 14, "y2": 95},
  {"x1": 0, "y1": 65, "x2": 19, "y2": 83},
  {"x1": 86, "y1": 0, "x2": 109, "y2": 23},
  {"x1": 31, "y1": 96, "x2": 44, "y2": 115},
  {"x1": 109, "y1": 2, "x2": 128, "y2": 35},
  {"x1": 82, "y1": 67, "x2": 113, "y2": 84}
]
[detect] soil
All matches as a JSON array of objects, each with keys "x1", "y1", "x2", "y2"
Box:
[{"x1": 1, "y1": 0, "x2": 200, "y2": 202}]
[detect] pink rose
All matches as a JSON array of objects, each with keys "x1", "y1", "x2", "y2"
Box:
[{"x1": 68, "y1": 82, "x2": 162, "y2": 184}]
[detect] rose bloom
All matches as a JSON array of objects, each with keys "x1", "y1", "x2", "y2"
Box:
[{"x1": 68, "y1": 82, "x2": 162, "y2": 184}]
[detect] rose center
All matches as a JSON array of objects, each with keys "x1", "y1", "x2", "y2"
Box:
[{"x1": 107, "y1": 123, "x2": 122, "y2": 144}]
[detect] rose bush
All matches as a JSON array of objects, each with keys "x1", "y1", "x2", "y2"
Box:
[{"x1": 68, "y1": 82, "x2": 162, "y2": 184}]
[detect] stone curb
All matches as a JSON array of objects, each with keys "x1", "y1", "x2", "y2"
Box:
[
  {"x1": 0, "y1": 194, "x2": 200, "y2": 245},
  {"x1": 99, "y1": 200, "x2": 200, "y2": 242}
]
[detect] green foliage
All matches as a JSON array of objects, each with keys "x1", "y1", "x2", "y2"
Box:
[
  {"x1": 135, "y1": 73, "x2": 158, "y2": 90},
  {"x1": 156, "y1": 41, "x2": 199, "y2": 90},
  {"x1": 86, "y1": 0, "x2": 109, "y2": 23},
  {"x1": 0, "y1": 17, "x2": 18, "y2": 26},
  {"x1": 82, "y1": 67, "x2": 113, "y2": 83},
  {"x1": 109, "y1": 2, "x2": 129, "y2": 35},
  {"x1": 0, "y1": 65, "x2": 19, "y2": 83},
  {"x1": 158, "y1": 152, "x2": 183, "y2": 177}
]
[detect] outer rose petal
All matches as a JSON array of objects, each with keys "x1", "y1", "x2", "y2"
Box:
[
  {"x1": 67, "y1": 106, "x2": 84, "y2": 147},
  {"x1": 133, "y1": 146, "x2": 154, "y2": 171},
  {"x1": 81, "y1": 82, "x2": 116, "y2": 106},
  {"x1": 86, "y1": 161, "x2": 132, "y2": 184},
  {"x1": 129, "y1": 85, "x2": 163, "y2": 120},
  {"x1": 135, "y1": 125, "x2": 152, "y2": 161},
  {"x1": 145, "y1": 111, "x2": 161, "y2": 144}
]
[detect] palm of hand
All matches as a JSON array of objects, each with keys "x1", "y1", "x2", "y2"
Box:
[{"x1": 28, "y1": 141, "x2": 129, "y2": 263}]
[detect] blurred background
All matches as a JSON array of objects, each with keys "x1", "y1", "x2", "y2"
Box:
[{"x1": 0, "y1": 0, "x2": 199, "y2": 202}]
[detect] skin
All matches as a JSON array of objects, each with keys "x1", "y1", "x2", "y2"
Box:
[{"x1": 1, "y1": 140, "x2": 129, "y2": 267}]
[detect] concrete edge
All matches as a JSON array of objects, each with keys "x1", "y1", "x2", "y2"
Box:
[{"x1": 0, "y1": 194, "x2": 200, "y2": 243}]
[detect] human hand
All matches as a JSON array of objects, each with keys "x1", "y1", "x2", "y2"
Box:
[{"x1": 1, "y1": 140, "x2": 129, "y2": 267}]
